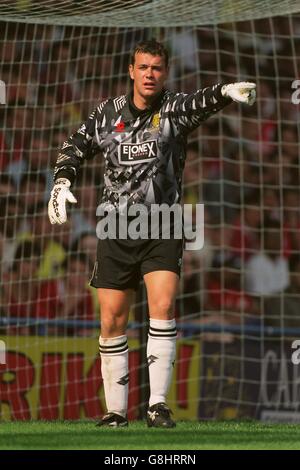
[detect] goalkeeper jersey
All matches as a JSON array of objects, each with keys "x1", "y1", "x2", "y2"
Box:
[{"x1": 54, "y1": 84, "x2": 231, "y2": 212}]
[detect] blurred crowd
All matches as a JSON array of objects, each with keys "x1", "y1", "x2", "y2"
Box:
[{"x1": 0, "y1": 18, "x2": 300, "y2": 336}]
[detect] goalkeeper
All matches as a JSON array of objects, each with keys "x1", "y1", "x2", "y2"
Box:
[{"x1": 48, "y1": 39, "x2": 256, "y2": 428}]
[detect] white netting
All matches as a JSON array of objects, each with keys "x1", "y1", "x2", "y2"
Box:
[
  {"x1": 1, "y1": 3, "x2": 300, "y2": 421},
  {"x1": 1, "y1": 0, "x2": 300, "y2": 26}
]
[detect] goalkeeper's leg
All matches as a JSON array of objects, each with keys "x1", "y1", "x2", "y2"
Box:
[
  {"x1": 144, "y1": 271, "x2": 178, "y2": 428},
  {"x1": 97, "y1": 288, "x2": 133, "y2": 427}
]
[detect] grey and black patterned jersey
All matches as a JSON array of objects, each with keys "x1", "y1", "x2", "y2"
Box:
[{"x1": 54, "y1": 84, "x2": 231, "y2": 212}]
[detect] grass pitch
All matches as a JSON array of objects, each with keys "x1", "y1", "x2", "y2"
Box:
[{"x1": 1, "y1": 420, "x2": 300, "y2": 450}]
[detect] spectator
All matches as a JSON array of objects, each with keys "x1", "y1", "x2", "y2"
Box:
[
  {"x1": 3, "y1": 100, "x2": 32, "y2": 169},
  {"x1": 245, "y1": 220, "x2": 289, "y2": 295},
  {"x1": 283, "y1": 188, "x2": 300, "y2": 258},
  {"x1": 19, "y1": 172, "x2": 47, "y2": 214},
  {"x1": 50, "y1": 128, "x2": 70, "y2": 167},
  {"x1": 7, "y1": 129, "x2": 53, "y2": 194},
  {"x1": 41, "y1": 40, "x2": 79, "y2": 104},
  {"x1": 264, "y1": 254, "x2": 300, "y2": 328},
  {"x1": 176, "y1": 250, "x2": 201, "y2": 320},
  {"x1": 55, "y1": 252, "x2": 95, "y2": 336},
  {"x1": 183, "y1": 143, "x2": 201, "y2": 205},
  {"x1": 0, "y1": 240, "x2": 57, "y2": 334},
  {"x1": 71, "y1": 232, "x2": 100, "y2": 316},
  {"x1": 71, "y1": 231, "x2": 98, "y2": 268},
  {"x1": 0, "y1": 103, "x2": 10, "y2": 171},
  {"x1": 26, "y1": 202, "x2": 69, "y2": 280},
  {"x1": 262, "y1": 188, "x2": 281, "y2": 226},
  {"x1": 0, "y1": 174, "x2": 16, "y2": 196},
  {"x1": 206, "y1": 256, "x2": 255, "y2": 324},
  {"x1": 0, "y1": 195, "x2": 25, "y2": 274},
  {"x1": 72, "y1": 167, "x2": 99, "y2": 240},
  {"x1": 228, "y1": 191, "x2": 262, "y2": 261},
  {"x1": 167, "y1": 27, "x2": 199, "y2": 86}
]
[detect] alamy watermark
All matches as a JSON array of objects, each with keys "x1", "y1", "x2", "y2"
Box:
[
  {"x1": 95, "y1": 197, "x2": 204, "y2": 251},
  {"x1": 291, "y1": 80, "x2": 300, "y2": 104},
  {"x1": 0, "y1": 340, "x2": 6, "y2": 365}
]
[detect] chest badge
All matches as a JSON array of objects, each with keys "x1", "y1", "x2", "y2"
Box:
[
  {"x1": 151, "y1": 113, "x2": 160, "y2": 129},
  {"x1": 115, "y1": 121, "x2": 125, "y2": 132}
]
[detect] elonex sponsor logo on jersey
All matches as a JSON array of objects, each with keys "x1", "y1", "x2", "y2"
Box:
[{"x1": 119, "y1": 140, "x2": 157, "y2": 165}]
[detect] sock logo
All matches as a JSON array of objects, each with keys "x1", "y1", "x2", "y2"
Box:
[
  {"x1": 117, "y1": 373, "x2": 129, "y2": 386},
  {"x1": 147, "y1": 355, "x2": 158, "y2": 366}
]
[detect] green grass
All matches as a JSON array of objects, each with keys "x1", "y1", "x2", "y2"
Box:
[{"x1": 1, "y1": 421, "x2": 300, "y2": 450}]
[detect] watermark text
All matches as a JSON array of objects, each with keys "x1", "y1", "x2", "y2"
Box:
[{"x1": 96, "y1": 198, "x2": 204, "y2": 250}]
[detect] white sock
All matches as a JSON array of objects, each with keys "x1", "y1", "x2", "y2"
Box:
[
  {"x1": 99, "y1": 335, "x2": 128, "y2": 418},
  {"x1": 147, "y1": 318, "x2": 177, "y2": 407}
]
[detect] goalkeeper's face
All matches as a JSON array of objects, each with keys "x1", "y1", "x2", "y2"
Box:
[{"x1": 129, "y1": 53, "x2": 168, "y2": 104}]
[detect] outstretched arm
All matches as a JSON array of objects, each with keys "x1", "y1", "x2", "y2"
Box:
[{"x1": 165, "y1": 82, "x2": 256, "y2": 134}]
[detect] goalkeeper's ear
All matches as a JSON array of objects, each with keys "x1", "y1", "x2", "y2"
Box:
[{"x1": 129, "y1": 63, "x2": 134, "y2": 80}]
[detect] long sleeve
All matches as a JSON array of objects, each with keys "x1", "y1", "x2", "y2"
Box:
[
  {"x1": 165, "y1": 83, "x2": 232, "y2": 134},
  {"x1": 53, "y1": 101, "x2": 108, "y2": 184}
]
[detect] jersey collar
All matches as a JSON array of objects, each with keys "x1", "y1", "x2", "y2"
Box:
[{"x1": 122, "y1": 89, "x2": 167, "y2": 120}]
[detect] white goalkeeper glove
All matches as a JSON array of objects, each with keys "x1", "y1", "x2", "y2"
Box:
[
  {"x1": 221, "y1": 82, "x2": 256, "y2": 105},
  {"x1": 48, "y1": 178, "x2": 77, "y2": 225}
]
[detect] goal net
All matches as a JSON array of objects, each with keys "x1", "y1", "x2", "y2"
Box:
[{"x1": 1, "y1": 0, "x2": 300, "y2": 422}]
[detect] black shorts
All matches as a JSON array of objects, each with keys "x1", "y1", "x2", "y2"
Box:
[{"x1": 90, "y1": 237, "x2": 183, "y2": 291}]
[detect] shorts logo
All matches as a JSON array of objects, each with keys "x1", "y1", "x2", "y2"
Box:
[{"x1": 118, "y1": 140, "x2": 157, "y2": 165}]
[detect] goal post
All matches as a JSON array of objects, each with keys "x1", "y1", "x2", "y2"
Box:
[{"x1": 1, "y1": 1, "x2": 300, "y2": 422}]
